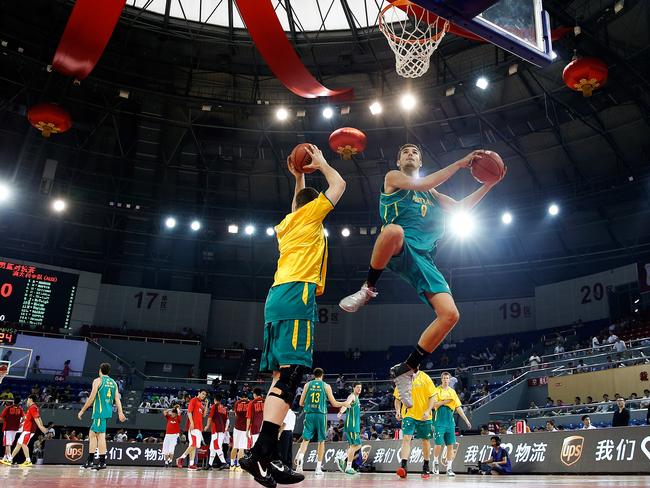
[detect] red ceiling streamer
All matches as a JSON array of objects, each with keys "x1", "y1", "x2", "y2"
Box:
[
  {"x1": 52, "y1": 0, "x2": 126, "y2": 80},
  {"x1": 235, "y1": 0, "x2": 353, "y2": 100}
]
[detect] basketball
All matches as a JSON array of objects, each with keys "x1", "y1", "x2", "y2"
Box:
[
  {"x1": 289, "y1": 143, "x2": 315, "y2": 174},
  {"x1": 470, "y1": 151, "x2": 505, "y2": 184}
]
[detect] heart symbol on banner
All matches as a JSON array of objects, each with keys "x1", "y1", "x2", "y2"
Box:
[
  {"x1": 126, "y1": 447, "x2": 141, "y2": 461},
  {"x1": 501, "y1": 443, "x2": 514, "y2": 454},
  {"x1": 324, "y1": 449, "x2": 335, "y2": 463},
  {"x1": 641, "y1": 436, "x2": 650, "y2": 461}
]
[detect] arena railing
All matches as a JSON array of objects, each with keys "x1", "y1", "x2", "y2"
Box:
[
  {"x1": 537, "y1": 336, "x2": 649, "y2": 364},
  {"x1": 488, "y1": 400, "x2": 650, "y2": 422},
  {"x1": 88, "y1": 330, "x2": 200, "y2": 345}
]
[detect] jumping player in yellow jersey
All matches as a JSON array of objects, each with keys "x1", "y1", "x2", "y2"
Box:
[
  {"x1": 394, "y1": 370, "x2": 436, "y2": 479},
  {"x1": 78, "y1": 363, "x2": 126, "y2": 470},
  {"x1": 431, "y1": 372, "x2": 471, "y2": 476},
  {"x1": 241, "y1": 145, "x2": 346, "y2": 488},
  {"x1": 340, "y1": 145, "x2": 504, "y2": 408}
]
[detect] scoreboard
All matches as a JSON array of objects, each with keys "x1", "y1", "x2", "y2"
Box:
[{"x1": 0, "y1": 260, "x2": 79, "y2": 329}]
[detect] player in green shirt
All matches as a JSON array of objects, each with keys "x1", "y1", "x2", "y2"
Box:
[
  {"x1": 78, "y1": 363, "x2": 126, "y2": 470},
  {"x1": 294, "y1": 368, "x2": 349, "y2": 475},
  {"x1": 336, "y1": 382, "x2": 362, "y2": 475}
]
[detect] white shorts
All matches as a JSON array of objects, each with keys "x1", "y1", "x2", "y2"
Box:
[
  {"x1": 17, "y1": 432, "x2": 33, "y2": 445},
  {"x1": 233, "y1": 429, "x2": 248, "y2": 450},
  {"x1": 162, "y1": 434, "x2": 179, "y2": 455},
  {"x1": 188, "y1": 429, "x2": 203, "y2": 448},
  {"x1": 210, "y1": 432, "x2": 226, "y2": 451},
  {"x1": 3, "y1": 430, "x2": 17, "y2": 447}
]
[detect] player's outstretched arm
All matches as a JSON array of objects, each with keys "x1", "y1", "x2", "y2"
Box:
[
  {"x1": 35, "y1": 416, "x2": 48, "y2": 435},
  {"x1": 431, "y1": 166, "x2": 505, "y2": 212},
  {"x1": 385, "y1": 150, "x2": 484, "y2": 192},
  {"x1": 303, "y1": 145, "x2": 346, "y2": 206},
  {"x1": 77, "y1": 378, "x2": 100, "y2": 419},
  {"x1": 325, "y1": 383, "x2": 347, "y2": 408},
  {"x1": 288, "y1": 156, "x2": 306, "y2": 213},
  {"x1": 394, "y1": 398, "x2": 402, "y2": 420}
]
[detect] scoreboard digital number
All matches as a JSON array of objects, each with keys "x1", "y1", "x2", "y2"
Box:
[
  {"x1": 0, "y1": 261, "x2": 79, "y2": 330},
  {"x1": 0, "y1": 327, "x2": 17, "y2": 345}
]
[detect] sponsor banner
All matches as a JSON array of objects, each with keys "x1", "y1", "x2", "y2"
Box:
[
  {"x1": 294, "y1": 426, "x2": 650, "y2": 474},
  {"x1": 43, "y1": 439, "x2": 185, "y2": 466}
]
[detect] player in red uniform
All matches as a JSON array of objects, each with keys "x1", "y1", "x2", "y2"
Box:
[
  {"x1": 1, "y1": 395, "x2": 47, "y2": 467},
  {"x1": 205, "y1": 393, "x2": 229, "y2": 470},
  {"x1": 1, "y1": 399, "x2": 24, "y2": 462},
  {"x1": 162, "y1": 405, "x2": 181, "y2": 467},
  {"x1": 246, "y1": 388, "x2": 265, "y2": 448},
  {"x1": 175, "y1": 389, "x2": 207, "y2": 470},
  {"x1": 230, "y1": 393, "x2": 250, "y2": 471}
]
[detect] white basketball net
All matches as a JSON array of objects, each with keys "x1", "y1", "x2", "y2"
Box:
[{"x1": 379, "y1": 1, "x2": 449, "y2": 79}]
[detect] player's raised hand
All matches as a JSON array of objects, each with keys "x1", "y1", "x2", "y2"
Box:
[
  {"x1": 77, "y1": 410, "x2": 84, "y2": 420},
  {"x1": 118, "y1": 412, "x2": 126, "y2": 422},
  {"x1": 302, "y1": 145, "x2": 329, "y2": 173},
  {"x1": 486, "y1": 165, "x2": 507, "y2": 188},
  {"x1": 457, "y1": 150, "x2": 486, "y2": 168},
  {"x1": 287, "y1": 156, "x2": 301, "y2": 178}
]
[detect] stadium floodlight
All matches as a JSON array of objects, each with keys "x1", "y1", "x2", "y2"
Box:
[
  {"x1": 475, "y1": 77, "x2": 489, "y2": 89},
  {"x1": 0, "y1": 183, "x2": 11, "y2": 203},
  {"x1": 400, "y1": 93, "x2": 416, "y2": 111},
  {"x1": 276, "y1": 107, "x2": 289, "y2": 121},
  {"x1": 164, "y1": 217, "x2": 177, "y2": 229},
  {"x1": 266, "y1": 227, "x2": 275, "y2": 236},
  {"x1": 322, "y1": 107, "x2": 334, "y2": 119},
  {"x1": 450, "y1": 211, "x2": 476, "y2": 239},
  {"x1": 324, "y1": 228, "x2": 329, "y2": 237},
  {"x1": 369, "y1": 101, "x2": 383, "y2": 115},
  {"x1": 190, "y1": 220, "x2": 201, "y2": 231},
  {"x1": 501, "y1": 212, "x2": 513, "y2": 225},
  {"x1": 341, "y1": 227, "x2": 351, "y2": 237},
  {"x1": 244, "y1": 224, "x2": 255, "y2": 235},
  {"x1": 228, "y1": 224, "x2": 239, "y2": 234},
  {"x1": 548, "y1": 203, "x2": 560, "y2": 216},
  {"x1": 51, "y1": 199, "x2": 66, "y2": 213}
]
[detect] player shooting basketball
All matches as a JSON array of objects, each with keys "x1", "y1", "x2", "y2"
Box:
[
  {"x1": 339, "y1": 144, "x2": 504, "y2": 407},
  {"x1": 240, "y1": 144, "x2": 346, "y2": 488}
]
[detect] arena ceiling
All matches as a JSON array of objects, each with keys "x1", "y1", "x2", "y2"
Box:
[{"x1": 0, "y1": 0, "x2": 649, "y2": 303}]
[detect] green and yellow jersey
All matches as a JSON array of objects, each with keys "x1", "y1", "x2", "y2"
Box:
[
  {"x1": 304, "y1": 379, "x2": 327, "y2": 414},
  {"x1": 344, "y1": 395, "x2": 360, "y2": 433},
  {"x1": 92, "y1": 375, "x2": 118, "y2": 419}
]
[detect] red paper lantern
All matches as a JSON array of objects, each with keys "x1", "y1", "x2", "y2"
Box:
[
  {"x1": 562, "y1": 57, "x2": 608, "y2": 97},
  {"x1": 27, "y1": 103, "x2": 72, "y2": 138},
  {"x1": 329, "y1": 127, "x2": 367, "y2": 160}
]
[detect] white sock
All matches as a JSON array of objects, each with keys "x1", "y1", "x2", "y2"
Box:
[
  {"x1": 316, "y1": 461, "x2": 322, "y2": 470},
  {"x1": 433, "y1": 456, "x2": 439, "y2": 464},
  {"x1": 217, "y1": 449, "x2": 225, "y2": 463},
  {"x1": 447, "y1": 460, "x2": 453, "y2": 469},
  {"x1": 346, "y1": 461, "x2": 352, "y2": 470},
  {"x1": 25, "y1": 457, "x2": 30, "y2": 463},
  {"x1": 209, "y1": 452, "x2": 216, "y2": 465},
  {"x1": 296, "y1": 453, "x2": 304, "y2": 462}
]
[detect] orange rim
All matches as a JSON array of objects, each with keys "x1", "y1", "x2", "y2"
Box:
[{"x1": 379, "y1": 0, "x2": 450, "y2": 45}]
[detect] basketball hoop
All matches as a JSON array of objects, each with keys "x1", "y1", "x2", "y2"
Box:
[
  {"x1": 379, "y1": 0, "x2": 449, "y2": 79},
  {"x1": 0, "y1": 364, "x2": 8, "y2": 384}
]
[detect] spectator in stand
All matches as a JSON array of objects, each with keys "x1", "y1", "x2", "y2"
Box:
[
  {"x1": 580, "y1": 415, "x2": 596, "y2": 430},
  {"x1": 353, "y1": 348, "x2": 361, "y2": 360},
  {"x1": 1, "y1": 351, "x2": 11, "y2": 363},
  {"x1": 545, "y1": 420, "x2": 557, "y2": 432},
  {"x1": 591, "y1": 335, "x2": 600, "y2": 352},
  {"x1": 61, "y1": 360, "x2": 71, "y2": 379},
  {"x1": 596, "y1": 394, "x2": 611, "y2": 413},
  {"x1": 614, "y1": 338, "x2": 627, "y2": 354},
  {"x1": 551, "y1": 400, "x2": 565, "y2": 416},
  {"x1": 336, "y1": 375, "x2": 345, "y2": 398},
  {"x1": 448, "y1": 373, "x2": 458, "y2": 391},
  {"x1": 607, "y1": 332, "x2": 619, "y2": 345},
  {"x1": 628, "y1": 393, "x2": 640, "y2": 410},
  {"x1": 585, "y1": 396, "x2": 596, "y2": 413},
  {"x1": 544, "y1": 397, "x2": 554, "y2": 409},
  {"x1": 612, "y1": 398, "x2": 630, "y2": 427},
  {"x1": 526, "y1": 402, "x2": 540, "y2": 418},
  {"x1": 31, "y1": 356, "x2": 42, "y2": 374},
  {"x1": 554, "y1": 342, "x2": 565, "y2": 357},
  {"x1": 640, "y1": 389, "x2": 650, "y2": 409},
  {"x1": 528, "y1": 353, "x2": 541, "y2": 370},
  {"x1": 46, "y1": 422, "x2": 56, "y2": 439},
  {"x1": 575, "y1": 359, "x2": 588, "y2": 374},
  {"x1": 0, "y1": 389, "x2": 13, "y2": 401}
]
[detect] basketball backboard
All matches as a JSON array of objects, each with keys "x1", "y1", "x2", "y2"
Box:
[{"x1": 411, "y1": 0, "x2": 553, "y2": 66}]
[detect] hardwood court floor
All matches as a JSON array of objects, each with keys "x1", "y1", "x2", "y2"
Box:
[{"x1": 0, "y1": 465, "x2": 648, "y2": 488}]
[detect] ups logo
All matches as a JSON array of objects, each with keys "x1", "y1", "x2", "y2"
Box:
[
  {"x1": 560, "y1": 436, "x2": 584, "y2": 466},
  {"x1": 65, "y1": 442, "x2": 84, "y2": 462}
]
